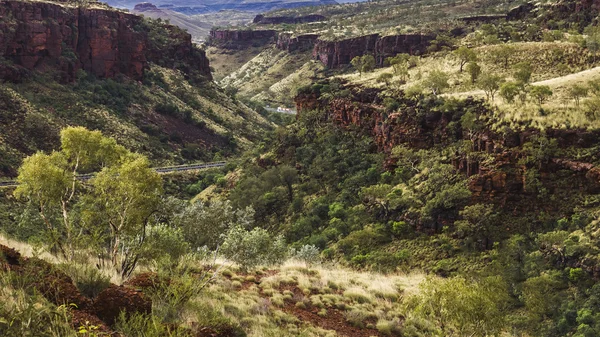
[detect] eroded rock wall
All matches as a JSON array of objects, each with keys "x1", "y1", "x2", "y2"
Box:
[
  {"x1": 312, "y1": 33, "x2": 433, "y2": 68},
  {"x1": 0, "y1": 0, "x2": 211, "y2": 82}
]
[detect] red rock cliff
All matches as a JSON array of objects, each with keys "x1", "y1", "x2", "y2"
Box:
[
  {"x1": 0, "y1": 0, "x2": 211, "y2": 82},
  {"x1": 208, "y1": 29, "x2": 276, "y2": 49},
  {"x1": 295, "y1": 87, "x2": 600, "y2": 216},
  {"x1": 276, "y1": 33, "x2": 319, "y2": 52},
  {"x1": 312, "y1": 33, "x2": 433, "y2": 68}
]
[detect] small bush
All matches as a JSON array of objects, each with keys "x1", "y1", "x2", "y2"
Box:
[
  {"x1": 345, "y1": 309, "x2": 375, "y2": 328},
  {"x1": 376, "y1": 318, "x2": 402, "y2": 336},
  {"x1": 221, "y1": 226, "x2": 288, "y2": 270},
  {"x1": 58, "y1": 263, "x2": 111, "y2": 299},
  {"x1": 155, "y1": 102, "x2": 180, "y2": 116},
  {"x1": 115, "y1": 312, "x2": 189, "y2": 337},
  {"x1": 191, "y1": 302, "x2": 246, "y2": 337},
  {"x1": 290, "y1": 244, "x2": 321, "y2": 265},
  {"x1": 343, "y1": 287, "x2": 373, "y2": 304},
  {"x1": 0, "y1": 275, "x2": 77, "y2": 336}
]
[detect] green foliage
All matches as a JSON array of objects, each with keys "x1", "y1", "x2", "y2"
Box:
[
  {"x1": 290, "y1": 244, "x2": 321, "y2": 265},
  {"x1": 141, "y1": 223, "x2": 190, "y2": 263},
  {"x1": 351, "y1": 55, "x2": 376, "y2": 76},
  {"x1": 89, "y1": 154, "x2": 163, "y2": 279},
  {"x1": 522, "y1": 271, "x2": 567, "y2": 320},
  {"x1": 377, "y1": 72, "x2": 394, "y2": 85},
  {"x1": 455, "y1": 204, "x2": 498, "y2": 249},
  {"x1": 0, "y1": 273, "x2": 77, "y2": 336},
  {"x1": 477, "y1": 73, "x2": 503, "y2": 101},
  {"x1": 569, "y1": 84, "x2": 589, "y2": 107},
  {"x1": 191, "y1": 302, "x2": 246, "y2": 337},
  {"x1": 465, "y1": 62, "x2": 481, "y2": 84},
  {"x1": 164, "y1": 198, "x2": 254, "y2": 251},
  {"x1": 14, "y1": 127, "x2": 127, "y2": 260},
  {"x1": 407, "y1": 276, "x2": 509, "y2": 336},
  {"x1": 492, "y1": 44, "x2": 516, "y2": 69},
  {"x1": 221, "y1": 226, "x2": 288, "y2": 269},
  {"x1": 513, "y1": 62, "x2": 533, "y2": 85},
  {"x1": 115, "y1": 312, "x2": 190, "y2": 337},
  {"x1": 57, "y1": 263, "x2": 111, "y2": 299},
  {"x1": 453, "y1": 46, "x2": 477, "y2": 72},
  {"x1": 500, "y1": 81, "x2": 521, "y2": 104},
  {"x1": 424, "y1": 70, "x2": 449, "y2": 95},
  {"x1": 584, "y1": 25, "x2": 600, "y2": 60},
  {"x1": 529, "y1": 85, "x2": 553, "y2": 105}
]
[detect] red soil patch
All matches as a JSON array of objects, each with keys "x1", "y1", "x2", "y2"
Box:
[
  {"x1": 25, "y1": 257, "x2": 92, "y2": 310},
  {"x1": 91, "y1": 285, "x2": 152, "y2": 326},
  {"x1": 283, "y1": 305, "x2": 382, "y2": 337},
  {"x1": 0, "y1": 244, "x2": 21, "y2": 266},
  {"x1": 248, "y1": 273, "x2": 382, "y2": 337},
  {"x1": 70, "y1": 310, "x2": 113, "y2": 335},
  {"x1": 124, "y1": 271, "x2": 168, "y2": 289}
]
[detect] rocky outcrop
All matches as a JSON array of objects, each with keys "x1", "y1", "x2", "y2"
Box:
[
  {"x1": 374, "y1": 34, "x2": 435, "y2": 66},
  {"x1": 133, "y1": 2, "x2": 158, "y2": 11},
  {"x1": 507, "y1": 2, "x2": 536, "y2": 20},
  {"x1": 209, "y1": 29, "x2": 277, "y2": 49},
  {"x1": 537, "y1": 0, "x2": 600, "y2": 27},
  {"x1": 276, "y1": 32, "x2": 319, "y2": 52},
  {"x1": 253, "y1": 14, "x2": 326, "y2": 24},
  {"x1": 145, "y1": 23, "x2": 212, "y2": 80},
  {"x1": 0, "y1": 0, "x2": 211, "y2": 82},
  {"x1": 313, "y1": 33, "x2": 433, "y2": 68}
]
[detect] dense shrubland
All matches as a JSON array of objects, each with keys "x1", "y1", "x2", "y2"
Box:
[{"x1": 4, "y1": 0, "x2": 600, "y2": 336}]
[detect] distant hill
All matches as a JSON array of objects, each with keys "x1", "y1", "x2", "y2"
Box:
[
  {"x1": 132, "y1": 3, "x2": 257, "y2": 42},
  {"x1": 109, "y1": 0, "x2": 337, "y2": 12},
  {"x1": 132, "y1": 3, "x2": 213, "y2": 43}
]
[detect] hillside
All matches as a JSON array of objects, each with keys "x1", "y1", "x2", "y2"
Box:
[
  {"x1": 4, "y1": 0, "x2": 600, "y2": 336},
  {"x1": 0, "y1": 0, "x2": 272, "y2": 178},
  {"x1": 132, "y1": 3, "x2": 256, "y2": 42}
]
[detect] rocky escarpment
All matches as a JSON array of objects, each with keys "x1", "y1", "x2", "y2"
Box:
[
  {"x1": 253, "y1": 14, "x2": 326, "y2": 25},
  {"x1": 276, "y1": 33, "x2": 320, "y2": 52},
  {"x1": 295, "y1": 84, "x2": 600, "y2": 221},
  {"x1": 313, "y1": 33, "x2": 434, "y2": 68},
  {"x1": 209, "y1": 29, "x2": 277, "y2": 49},
  {"x1": 541, "y1": 0, "x2": 600, "y2": 26},
  {"x1": 0, "y1": 0, "x2": 211, "y2": 82},
  {"x1": 506, "y1": 0, "x2": 599, "y2": 26}
]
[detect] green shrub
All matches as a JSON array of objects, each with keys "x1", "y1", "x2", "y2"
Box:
[
  {"x1": 141, "y1": 224, "x2": 190, "y2": 263},
  {"x1": 0, "y1": 273, "x2": 77, "y2": 336},
  {"x1": 290, "y1": 244, "x2": 320, "y2": 264},
  {"x1": 191, "y1": 302, "x2": 246, "y2": 337},
  {"x1": 115, "y1": 312, "x2": 190, "y2": 337},
  {"x1": 155, "y1": 102, "x2": 180, "y2": 116},
  {"x1": 376, "y1": 318, "x2": 402, "y2": 336},
  {"x1": 221, "y1": 226, "x2": 287, "y2": 270},
  {"x1": 57, "y1": 263, "x2": 111, "y2": 299}
]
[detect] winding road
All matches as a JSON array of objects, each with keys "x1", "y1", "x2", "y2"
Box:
[{"x1": 0, "y1": 161, "x2": 227, "y2": 188}]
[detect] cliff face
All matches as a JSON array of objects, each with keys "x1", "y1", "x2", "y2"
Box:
[
  {"x1": 313, "y1": 33, "x2": 433, "y2": 68},
  {"x1": 209, "y1": 29, "x2": 276, "y2": 49},
  {"x1": 0, "y1": 0, "x2": 211, "y2": 82},
  {"x1": 276, "y1": 33, "x2": 319, "y2": 52},
  {"x1": 374, "y1": 34, "x2": 434, "y2": 66},
  {"x1": 313, "y1": 34, "x2": 378, "y2": 68}
]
